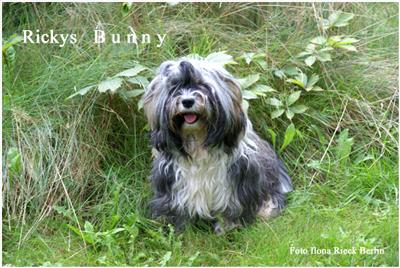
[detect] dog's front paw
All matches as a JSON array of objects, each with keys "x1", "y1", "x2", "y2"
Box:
[
  {"x1": 213, "y1": 222, "x2": 225, "y2": 236},
  {"x1": 213, "y1": 219, "x2": 242, "y2": 235},
  {"x1": 257, "y1": 199, "x2": 281, "y2": 220}
]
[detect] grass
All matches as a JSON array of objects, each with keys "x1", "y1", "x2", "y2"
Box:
[{"x1": 2, "y1": 2, "x2": 399, "y2": 266}]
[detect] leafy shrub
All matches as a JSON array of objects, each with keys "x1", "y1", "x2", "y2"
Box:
[{"x1": 68, "y1": 10, "x2": 359, "y2": 153}]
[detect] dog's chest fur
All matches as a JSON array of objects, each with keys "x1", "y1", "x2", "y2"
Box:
[{"x1": 171, "y1": 146, "x2": 237, "y2": 219}]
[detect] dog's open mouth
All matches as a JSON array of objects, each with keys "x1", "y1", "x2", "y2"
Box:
[
  {"x1": 183, "y1": 113, "x2": 198, "y2": 124},
  {"x1": 173, "y1": 112, "x2": 201, "y2": 127}
]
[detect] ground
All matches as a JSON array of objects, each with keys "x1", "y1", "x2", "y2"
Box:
[{"x1": 2, "y1": 2, "x2": 398, "y2": 266}]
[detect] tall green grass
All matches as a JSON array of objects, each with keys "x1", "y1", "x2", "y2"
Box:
[{"x1": 2, "y1": 2, "x2": 398, "y2": 266}]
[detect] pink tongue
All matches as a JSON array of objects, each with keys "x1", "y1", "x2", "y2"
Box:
[{"x1": 184, "y1": 114, "x2": 198, "y2": 124}]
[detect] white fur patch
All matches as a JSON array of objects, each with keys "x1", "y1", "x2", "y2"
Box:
[
  {"x1": 170, "y1": 128, "x2": 261, "y2": 219},
  {"x1": 171, "y1": 150, "x2": 240, "y2": 218}
]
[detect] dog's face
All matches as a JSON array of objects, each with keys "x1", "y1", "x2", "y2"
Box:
[
  {"x1": 143, "y1": 59, "x2": 247, "y2": 155},
  {"x1": 164, "y1": 61, "x2": 210, "y2": 136}
]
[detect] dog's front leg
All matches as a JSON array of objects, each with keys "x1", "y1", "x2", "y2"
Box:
[
  {"x1": 149, "y1": 155, "x2": 192, "y2": 231},
  {"x1": 211, "y1": 217, "x2": 242, "y2": 235},
  {"x1": 170, "y1": 213, "x2": 189, "y2": 233},
  {"x1": 149, "y1": 195, "x2": 190, "y2": 233}
]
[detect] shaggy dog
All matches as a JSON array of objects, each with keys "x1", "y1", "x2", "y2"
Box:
[{"x1": 142, "y1": 59, "x2": 293, "y2": 234}]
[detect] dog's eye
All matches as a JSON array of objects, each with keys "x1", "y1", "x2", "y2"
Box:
[
  {"x1": 170, "y1": 87, "x2": 181, "y2": 96},
  {"x1": 197, "y1": 84, "x2": 213, "y2": 95}
]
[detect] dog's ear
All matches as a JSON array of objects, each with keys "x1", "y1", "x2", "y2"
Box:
[
  {"x1": 143, "y1": 78, "x2": 160, "y2": 130},
  {"x1": 219, "y1": 73, "x2": 243, "y2": 106},
  {"x1": 150, "y1": 112, "x2": 186, "y2": 155},
  {"x1": 143, "y1": 60, "x2": 176, "y2": 130},
  {"x1": 204, "y1": 69, "x2": 247, "y2": 152},
  {"x1": 144, "y1": 60, "x2": 191, "y2": 156}
]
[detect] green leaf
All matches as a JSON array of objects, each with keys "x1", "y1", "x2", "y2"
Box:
[
  {"x1": 67, "y1": 224, "x2": 95, "y2": 245},
  {"x1": 311, "y1": 36, "x2": 327, "y2": 45},
  {"x1": 84, "y1": 221, "x2": 94, "y2": 233},
  {"x1": 274, "y1": 69, "x2": 285, "y2": 78},
  {"x1": 283, "y1": 66, "x2": 300, "y2": 76},
  {"x1": 124, "y1": 224, "x2": 139, "y2": 241},
  {"x1": 67, "y1": 85, "x2": 96, "y2": 99},
  {"x1": 255, "y1": 59, "x2": 268, "y2": 70},
  {"x1": 7, "y1": 147, "x2": 22, "y2": 177},
  {"x1": 127, "y1": 76, "x2": 149, "y2": 88},
  {"x1": 311, "y1": 86, "x2": 324, "y2": 92},
  {"x1": 269, "y1": 97, "x2": 283, "y2": 107},
  {"x1": 354, "y1": 153, "x2": 375, "y2": 164},
  {"x1": 319, "y1": 47, "x2": 334, "y2": 53},
  {"x1": 271, "y1": 109, "x2": 285, "y2": 119},
  {"x1": 185, "y1": 53, "x2": 203, "y2": 60},
  {"x1": 328, "y1": 35, "x2": 343, "y2": 45},
  {"x1": 305, "y1": 43, "x2": 316, "y2": 53},
  {"x1": 8, "y1": 34, "x2": 24, "y2": 44},
  {"x1": 328, "y1": 12, "x2": 354, "y2": 28},
  {"x1": 307, "y1": 74, "x2": 319, "y2": 87},
  {"x1": 242, "y1": 90, "x2": 258, "y2": 100},
  {"x1": 289, "y1": 104, "x2": 308, "y2": 113},
  {"x1": 253, "y1": 53, "x2": 266, "y2": 60},
  {"x1": 286, "y1": 79, "x2": 304, "y2": 89},
  {"x1": 267, "y1": 128, "x2": 277, "y2": 148},
  {"x1": 338, "y1": 44, "x2": 357, "y2": 52},
  {"x1": 280, "y1": 123, "x2": 296, "y2": 152},
  {"x1": 110, "y1": 228, "x2": 125, "y2": 235},
  {"x1": 53, "y1": 206, "x2": 72, "y2": 218},
  {"x1": 115, "y1": 65, "x2": 147, "y2": 77},
  {"x1": 205, "y1": 51, "x2": 236, "y2": 66},
  {"x1": 317, "y1": 52, "x2": 332, "y2": 62},
  {"x1": 307, "y1": 160, "x2": 323, "y2": 170},
  {"x1": 335, "y1": 129, "x2": 354, "y2": 166},
  {"x1": 98, "y1": 78, "x2": 123, "y2": 94},
  {"x1": 4, "y1": 46, "x2": 16, "y2": 65},
  {"x1": 296, "y1": 51, "x2": 311, "y2": 58},
  {"x1": 241, "y1": 52, "x2": 255, "y2": 65},
  {"x1": 285, "y1": 109, "x2": 294, "y2": 120},
  {"x1": 333, "y1": 12, "x2": 354, "y2": 27},
  {"x1": 287, "y1": 91, "x2": 301, "y2": 106},
  {"x1": 242, "y1": 99, "x2": 249, "y2": 114},
  {"x1": 119, "y1": 89, "x2": 145, "y2": 99},
  {"x1": 322, "y1": 19, "x2": 330, "y2": 30},
  {"x1": 67, "y1": 224, "x2": 83, "y2": 237},
  {"x1": 287, "y1": 73, "x2": 307, "y2": 89},
  {"x1": 305, "y1": 56, "x2": 316, "y2": 67},
  {"x1": 137, "y1": 98, "x2": 144, "y2": 111},
  {"x1": 337, "y1": 37, "x2": 359, "y2": 45},
  {"x1": 237, "y1": 74, "x2": 260, "y2": 89},
  {"x1": 297, "y1": 73, "x2": 308, "y2": 87},
  {"x1": 2, "y1": 34, "x2": 23, "y2": 51},
  {"x1": 252, "y1": 84, "x2": 275, "y2": 96},
  {"x1": 328, "y1": 12, "x2": 340, "y2": 26}
]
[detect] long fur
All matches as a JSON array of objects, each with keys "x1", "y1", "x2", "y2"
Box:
[{"x1": 143, "y1": 58, "x2": 293, "y2": 233}]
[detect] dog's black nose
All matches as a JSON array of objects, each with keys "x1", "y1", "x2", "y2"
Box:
[{"x1": 182, "y1": 98, "x2": 195, "y2": 108}]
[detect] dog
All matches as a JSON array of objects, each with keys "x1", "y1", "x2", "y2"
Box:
[{"x1": 142, "y1": 58, "x2": 293, "y2": 234}]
